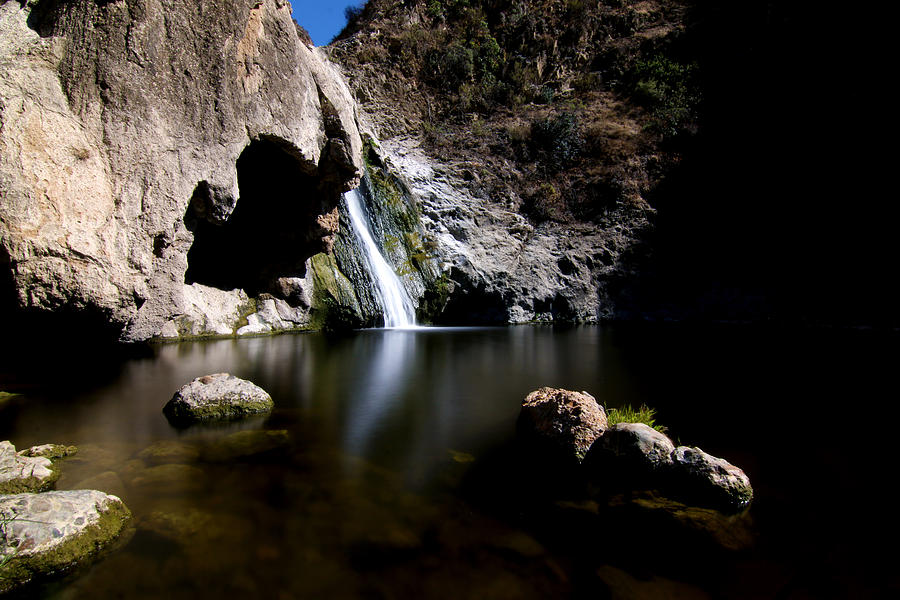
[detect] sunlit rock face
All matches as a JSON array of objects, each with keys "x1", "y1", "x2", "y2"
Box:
[
  {"x1": 0, "y1": 0, "x2": 363, "y2": 341},
  {"x1": 379, "y1": 138, "x2": 650, "y2": 326}
]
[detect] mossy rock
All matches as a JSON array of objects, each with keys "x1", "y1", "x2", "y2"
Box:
[
  {"x1": 68, "y1": 471, "x2": 127, "y2": 500},
  {"x1": 308, "y1": 252, "x2": 366, "y2": 331},
  {"x1": 127, "y1": 464, "x2": 207, "y2": 495},
  {"x1": 136, "y1": 440, "x2": 200, "y2": 466},
  {"x1": 163, "y1": 373, "x2": 274, "y2": 426},
  {"x1": 137, "y1": 508, "x2": 215, "y2": 543},
  {"x1": 201, "y1": 430, "x2": 291, "y2": 463},
  {"x1": 0, "y1": 441, "x2": 66, "y2": 495},
  {"x1": 18, "y1": 444, "x2": 78, "y2": 460},
  {"x1": 0, "y1": 490, "x2": 131, "y2": 593}
]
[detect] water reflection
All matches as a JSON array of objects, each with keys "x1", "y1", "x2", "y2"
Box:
[
  {"x1": 1, "y1": 325, "x2": 897, "y2": 598},
  {"x1": 341, "y1": 330, "x2": 416, "y2": 460}
]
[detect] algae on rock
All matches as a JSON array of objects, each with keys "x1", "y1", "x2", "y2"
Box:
[{"x1": 0, "y1": 490, "x2": 131, "y2": 593}]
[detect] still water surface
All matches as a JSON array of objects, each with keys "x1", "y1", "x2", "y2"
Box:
[{"x1": 1, "y1": 325, "x2": 898, "y2": 598}]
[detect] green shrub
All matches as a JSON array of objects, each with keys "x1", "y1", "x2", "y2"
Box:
[
  {"x1": 425, "y1": 42, "x2": 474, "y2": 89},
  {"x1": 427, "y1": 0, "x2": 444, "y2": 19},
  {"x1": 632, "y1": 55, "x2": 700, "y2": 138},
  {"x1": 530, "y1": 111, "x2": 581, "y2": 163}
]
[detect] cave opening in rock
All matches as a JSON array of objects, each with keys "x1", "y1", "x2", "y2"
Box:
[{"x1": 185, "y1": 139, "x2": 336, "y2": 297}]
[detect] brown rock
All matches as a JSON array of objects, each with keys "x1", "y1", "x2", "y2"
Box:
[{"x1": 517, "y1": 387, "x2": 608, "y2": 462}]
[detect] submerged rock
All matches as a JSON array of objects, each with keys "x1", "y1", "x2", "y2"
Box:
[
  {"x1": 137, "y1": 508, "x2": 215, "y2": 544},
  {"x1": 517, "y1": 387, "x2": 608, "y2": 462},
  {"x1": 201, "y1": 430, "x2": 291, "y2": 462},
  {"x1": 163, "y1": 373, "x2": 273, "y2": 425},
  {"x1": 136, "y1": 440, "x2": 201, "y2": 466},
  {"x1": 69, "y1": 471, "x2": 127, "y2": 501},
  {"x1": 0, "y1": 490, "x2": 131, "y2": 593},
  {"x1": 669, "y1": 446, "x2": 753, "y2": 512},
  {"x1": 127, "y1": 464, "x2": 207, "y2": 495},
  {"x1": 0, "y1": 441, "x2": 62, "y2": 494}
]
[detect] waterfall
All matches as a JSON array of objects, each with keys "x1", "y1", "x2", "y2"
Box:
[{"x1": 344, "y1": 189, "x2": 417, "y2": 328}]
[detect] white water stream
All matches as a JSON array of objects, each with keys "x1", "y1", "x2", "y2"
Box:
[{"x1": 344, "y1": 189, "x2": 417, "y2": 328}]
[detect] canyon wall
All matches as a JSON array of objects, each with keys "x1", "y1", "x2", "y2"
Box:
[{"x1": 1, "y1": 0, "x2": 364, "y2": 341}]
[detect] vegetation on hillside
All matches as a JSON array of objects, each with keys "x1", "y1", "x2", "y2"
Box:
[{"x1": 330, "y1": 0, "x2": 701, "y2": 223}]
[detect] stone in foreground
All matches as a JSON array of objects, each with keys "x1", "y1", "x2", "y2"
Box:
[
  {"x1": 163, "y1": 373, "x2": 273, "y2": 425},
  {"x1": 0, "y1": 490, "x2": 131, "y2": 593},
  {"x1": 669, "y1": 446, "x2": 753, "y2": 512},
  {"x1": 517, "y1": 387, "x2": 608, "y2": 462},
  {"x1": 0, "y1": 441, "x2": 60, "y2": 494},
  {"x1": 588, "y1": 422, "x2": 676, "y2": 472}
]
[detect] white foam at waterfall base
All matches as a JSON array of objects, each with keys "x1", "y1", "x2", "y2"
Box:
[{"x1": 344, "y1": 189, "x2": 417, "y2": 328}]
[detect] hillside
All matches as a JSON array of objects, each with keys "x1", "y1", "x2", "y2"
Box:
[{"x1": 330, "y1": 0, "x2": 697, "y2": 223}]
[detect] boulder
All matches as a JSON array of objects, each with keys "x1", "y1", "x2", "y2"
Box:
[
  {"x1": 0, "y1": 441, "x2": 60, "y2": 494},
  {"x1": 517, "y1": 388, "x2": 608, "y2": 462},
  {"x1": 669, "y1": 447, "x2": 753, "y2": 512},
  {"x1": 0, "y1": 490, "x2": 131, "y2": 593},
  {"x1": 163, "y1": 373, "x2": 273, "y2": 425},
  {"x1": 588, "y1": 422, "x2": 676, "y2": 473}
]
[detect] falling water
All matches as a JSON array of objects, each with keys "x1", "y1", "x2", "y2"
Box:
[{"x1": 344, "y1": 189, "x2": 417, "y2": 328}]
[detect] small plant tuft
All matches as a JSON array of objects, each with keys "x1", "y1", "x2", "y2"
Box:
[{"x1": 606, "y1": 404, "x2": 667, "y2": 433}]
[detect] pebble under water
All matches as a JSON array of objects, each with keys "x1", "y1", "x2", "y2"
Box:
[{"x1": 1, "y1": 324, "x2": 898, "y2": 599}]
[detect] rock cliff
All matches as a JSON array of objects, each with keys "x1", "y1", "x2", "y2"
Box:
[{"x1": 1, "y1": 0, "x2": 364, "y2": 341}]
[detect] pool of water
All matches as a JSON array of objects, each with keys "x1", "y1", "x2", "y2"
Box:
[{"x1": 1, "y1": 324, "x2": 898, "y2": 598}]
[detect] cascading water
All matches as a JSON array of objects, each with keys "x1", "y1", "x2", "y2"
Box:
[{"x1": 344, "y1": 189, "x2": 417, "y2": 328}]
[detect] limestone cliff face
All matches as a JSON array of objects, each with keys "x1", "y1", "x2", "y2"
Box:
[{"x1": 0, "y1": 0, "x2": 363, "y2": 341}]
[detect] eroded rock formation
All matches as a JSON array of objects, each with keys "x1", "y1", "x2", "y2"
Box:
[{"x1": 0, "y1": 0, "x2": 363, "y2": 341}]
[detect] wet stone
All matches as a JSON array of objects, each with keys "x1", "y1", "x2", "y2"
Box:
[
  {"x1": 0, "y1": 441, "x2": 59, "y2": 494},
  {"x1": 0, "y1": 490, "x2": 131, "y2": 593},
  {"x1": 137, "y1": 440, "x2": 201, "y2": 466},
  {"x1": 163, "y1": 373, "x2": 273, "y2": 426},
  {"x1": 201, "y1": 430, "x2": 291, "y2": 462},
  {"x1": 69, "y1": 471, "x2": 127, "y2": 500},
  {"x1": 18, "y1": 444, "x2": 78, "y2": 459},
  {"x1": 127, "y1": 464, "x2": 207, "y2": 495}
]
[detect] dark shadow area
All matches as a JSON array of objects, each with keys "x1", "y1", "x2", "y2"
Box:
[
  {"x1": 0, "y1": 245, "x2": 142, "y2": 361},
  {"x1": 613, "y1": 1, "x2": 895, "y2": 328},
  {"x1": 435, "y1": 266, "x2": 509, "y2": 325},
  {"x1": 185, "y1": 139, "x2": 335, "y2": 296}
]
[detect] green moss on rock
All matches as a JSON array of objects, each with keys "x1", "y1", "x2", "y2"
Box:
[
  {"x1": 19, "y1": 444, "x2": 78, "y2": 460},
  {"x1": 308, "y1": 252, "x2": 365, "y2": 331},
  {"x1": 0, "y1": 496, "x2": 131, "y2": 593},
  {"x1": 0, "y1": 469, "x2": 60, "y2": 496},
  {"x1": 162, "y1": 373, "x2": 274, "y2": 426}
]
